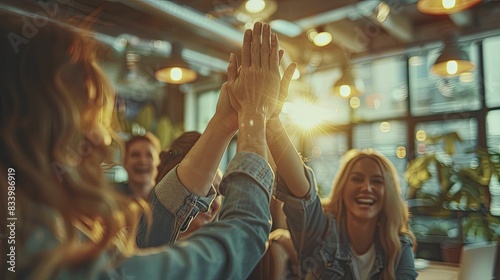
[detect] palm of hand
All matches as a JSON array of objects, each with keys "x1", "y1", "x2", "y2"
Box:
[{"x1": 215, "y1": 82, "x2": 238, "y2": 132}]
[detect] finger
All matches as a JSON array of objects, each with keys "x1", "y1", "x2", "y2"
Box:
[
  {"x1": 227, "y1": 53, "x2": 238, "y2": 83},
  {"x1": 251, "y1": 22, "x2": 262, "y2": 68},
  {"x1": 279, "y1": 63, "x2": 296, "y2": 101},
  {"x1": 241, "y1": 29, "x2": 252, "y2": 68},
  {"x1": 261, "y1": 23, "x2": 271, "y2": 69},
  {"x1": 269, "y1": 33, "x2": 279, "y2": 72},
  {"x1": 278, "y1": 49, "x2": 284, "y2": 65}
]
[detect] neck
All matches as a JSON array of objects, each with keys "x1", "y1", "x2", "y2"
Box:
[
  {"x1": 346, "y1": 218, "x2": 377, "y2": 255},
  {"x1": 128, "y1": 181, "x2": 153, "y2": 200}
]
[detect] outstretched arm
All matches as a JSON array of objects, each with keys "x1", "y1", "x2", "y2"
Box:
[
  {"x1": 226, "y1": 22, "x2": 282, "y2": 159},
  {"x1": 265, "y1": 63, "x2": 310, "y2": 198},
  {"x1": 176, "y1": 83, "x2": 238, "y2": 197}
]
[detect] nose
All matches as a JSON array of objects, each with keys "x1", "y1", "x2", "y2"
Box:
[
  {"x1": 360, "y1": 179, "x2": 373, "y2": 192},
  {"x1": 137, "y1": 153, "x2": 150, "y2": 164}
]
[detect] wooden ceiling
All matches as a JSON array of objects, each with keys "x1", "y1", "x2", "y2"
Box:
[{"x1": 2, "y1": 0, "x2": 500, "y2": 97}]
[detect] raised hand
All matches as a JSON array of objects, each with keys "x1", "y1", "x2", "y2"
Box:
[
  {"x1": 213, "y1": 82, "x2": 238, "y2": 133},
  {"x1": 270, "y1": 62, "x2": 296, "y2": 120},
  {"x1": 226, "y1": 22, "x2": 281, "y2": 120}
]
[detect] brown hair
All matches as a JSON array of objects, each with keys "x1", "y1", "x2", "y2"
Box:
[
  {"x1": 0, "y1": 12, "x2": 144, "y2": 280},
  {"x1": 156, "y1": 131, "x2": 201, "y2": 184}
]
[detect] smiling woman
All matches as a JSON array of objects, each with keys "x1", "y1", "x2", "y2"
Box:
[{"x1": 268, "y1": 106, "x2": 418, "y2": 279}]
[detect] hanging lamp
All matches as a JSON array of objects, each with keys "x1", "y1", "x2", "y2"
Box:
[
  {"x1": 417, "y1": 0, "x2": 482, "y2": 15},
  {"x1": 155, "y1": 42, "x2": 197, "y2": 84},
  {"x1": 431, "y1": 34, "x2": 474, "y2": 77},
  {"x1": 332, "y1": 65, "x2": 362, "y2": 98}
]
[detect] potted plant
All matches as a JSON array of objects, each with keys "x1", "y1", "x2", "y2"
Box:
[{"x1": 405, "y1": 132, "x2": 500, "y2": 262}]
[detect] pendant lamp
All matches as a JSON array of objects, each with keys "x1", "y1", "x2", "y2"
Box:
[
  {"x1": 417, "y1": 0, "x2": 482, "y2": 15},
  {"x1": 431, "y1": 34, "x2": 474, "y2": 77},
  {"x1": 155, "y1": 43, "x2": 197, "y2": 84}
]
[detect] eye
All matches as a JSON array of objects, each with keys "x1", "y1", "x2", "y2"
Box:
[
  {"x1": 350, "y1": 175, "x2": 363, "y2": 183},
  {"x1": 130, "y1": 151, "x2": 140, "y2": 158},
  {"x1": 371, "y1": 178, "x2": 384, "y2": 185}
]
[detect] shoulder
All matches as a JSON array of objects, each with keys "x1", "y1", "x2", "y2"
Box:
[{"x1": 399, "y1": 234, "x2": 414, "y2": 247}]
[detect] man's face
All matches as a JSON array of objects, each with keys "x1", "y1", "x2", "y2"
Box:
[{"x1": 124, "y1": 140, "x2": 159, "y2": 188}]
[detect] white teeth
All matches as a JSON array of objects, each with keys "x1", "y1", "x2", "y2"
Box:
[{"x1": 356, "y1": 198, "x2": 375, "y2": 204}]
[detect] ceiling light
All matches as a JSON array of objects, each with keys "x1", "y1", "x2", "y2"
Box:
[
  {"x1": 245, "y1": 0, "x2": 266, "y2": 13},
  {"x1": 155, "y1": 43, "x2": 197, "y2": 84},
  {"x1": 314, "y1": 31, "x2": 332, "y2": 47},
  {"x1": 376, "y1": 2, "x2": 391, "y2": 23},
  {"x1": 236, "y1": 0, "x2": 277, "y2": 22},
  {"x1": 308, "y1": 26, "x2": 332, "y2": 47},
  {"x1": 333, "y1": 65, "x2": 362, "y2": 98},
  {"x1": 431, "y1": 35, "x2": 474, "y2": 77},
  {"x1": 417, "y1": 0, "x2": 482, "y2": 15}
]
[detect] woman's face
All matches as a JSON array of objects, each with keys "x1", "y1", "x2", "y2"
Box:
[{"x1": 342, "y1": 157, "x2": 385, "y2": 225}]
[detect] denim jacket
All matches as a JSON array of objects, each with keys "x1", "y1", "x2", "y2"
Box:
[
  {"x1": 19, "y1": 152, "x2": 274, "y2": 280},
  {"x1": 275, "y1": 165, "x2": 417, "y2": 280}
]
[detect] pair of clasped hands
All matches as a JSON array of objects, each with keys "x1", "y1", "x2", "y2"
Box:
[{"x1": 215, "y1": 22, "x2": 296, "y2": 137}]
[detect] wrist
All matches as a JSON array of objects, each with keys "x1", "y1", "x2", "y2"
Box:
[
  {"x1": 237, "y1": 112, "x2": 267, "y2": 159},
  {"x1": 267, "y1": 117, "x2": 282, "y2": 132},
  {"x1": 208, "y1": 115, "x2": 237, "y2": 136}
]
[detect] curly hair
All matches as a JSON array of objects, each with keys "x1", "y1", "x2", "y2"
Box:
[
  {"x1": 322, "y1": 149, "x2": 415, "y2": 280},
  {"x1": 0, "y1": 12, "x2": 144, "y2": 280}
]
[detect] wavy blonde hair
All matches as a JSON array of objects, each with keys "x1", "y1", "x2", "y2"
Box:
[
  {"x1": 322, "y1": 149, "x2": 415, "y2": 280},
  {"x1": 0, "y1": 13, "x2": 144, "y2": 280}
]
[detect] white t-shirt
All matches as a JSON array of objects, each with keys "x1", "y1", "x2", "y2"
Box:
[{"x1": 350, "y1": 243, "x2": 376, "y2": 280}]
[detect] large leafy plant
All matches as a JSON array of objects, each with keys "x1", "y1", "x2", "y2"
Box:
[{"x1": 405, "y1": 132, "x2": 500, "y2": 242}]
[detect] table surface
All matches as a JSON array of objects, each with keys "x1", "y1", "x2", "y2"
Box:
[{"x1": 416, "y1": 261, "x2": 459, "y2": 280}]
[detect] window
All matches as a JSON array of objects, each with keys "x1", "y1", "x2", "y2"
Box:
[
  {"x1": 352, "y1": 57, "x2": 408, "y2": 122},
  {"x1": 306, "y1": 133, "x2": 348, "y2": 197},
  {"x1": 414, "y1": 119, "x2": 478, "y2": 195},
  {"x1": 483, "y1": 36, "x2": 500, "y2": 108},
  {"x1": 196, "y1": 89, "x2": 219, "y2": 132},
  {"x1": 305, "y1": 70, "x2": 351, "y2": 125},
  {"x1": 487, "y1": 110, "x2": 500, "y2": 153},
  {"x1": 409, "y1": 44, "x2": 481, "y2": 116}
]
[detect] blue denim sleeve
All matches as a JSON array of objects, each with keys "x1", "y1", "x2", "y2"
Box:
[
  {"x1": 20, "y1": 153, "x2": 273, "y2": 280},
  {"x1": 112, "y1": 151, "x2": 275, "y2": 280},
  {"x1": 395, "y1": 236, "x2": 418, "y2": 279},
  {"x1": 136, "y1": 165, "x2": 216, "y2": 248},
  {"x1": 274, "y1": 165, "x2": 330, "y2": 262}
]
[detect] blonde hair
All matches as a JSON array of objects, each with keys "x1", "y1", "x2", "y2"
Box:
[
  {"x1": 322, "y1": 149, "x2": 414, "y2": 280},
  {"x1": 0, "y1": 13, "x2": 144, "y2": 279}
]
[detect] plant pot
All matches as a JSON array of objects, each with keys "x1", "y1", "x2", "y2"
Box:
[{"x1": 440, "y1": 242, "x2": 462, "y2": 264}]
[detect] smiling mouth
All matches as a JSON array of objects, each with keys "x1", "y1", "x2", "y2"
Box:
[
  {"x1": 133, "y1": 166, "x2": 151, "y2": 174},
  {"x1": 356, "y1": 198, "x2": 376, "y2": 206}
]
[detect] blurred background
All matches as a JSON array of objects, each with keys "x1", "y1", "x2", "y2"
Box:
[{"x1": 2, "y1": 0, "x2": 500, "y2": 264}]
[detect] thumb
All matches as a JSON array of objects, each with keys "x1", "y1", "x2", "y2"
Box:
[
  {"x1": 279, "y1": 63, "x2": 296, "y2": 101},
  {"x1": 227, "y1": 53, "x2": 238, "y2": 83}
]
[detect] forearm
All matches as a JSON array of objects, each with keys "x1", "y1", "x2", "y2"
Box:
[
  {"x1": 237, "y1": 111, "x2": 267, "y2": 160},
  {"x1": 177, "y1": 116, "x2": 235, "y2": 197},
  {"x1": 267, "y1": 118, "x2": 310, "y2": 197},
  {"x1": 121, "y1": 152, "x2": 274, "y2": 280},
  {"x1": 137, "y1": 167, "x2": 216, "y2": 248}
]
